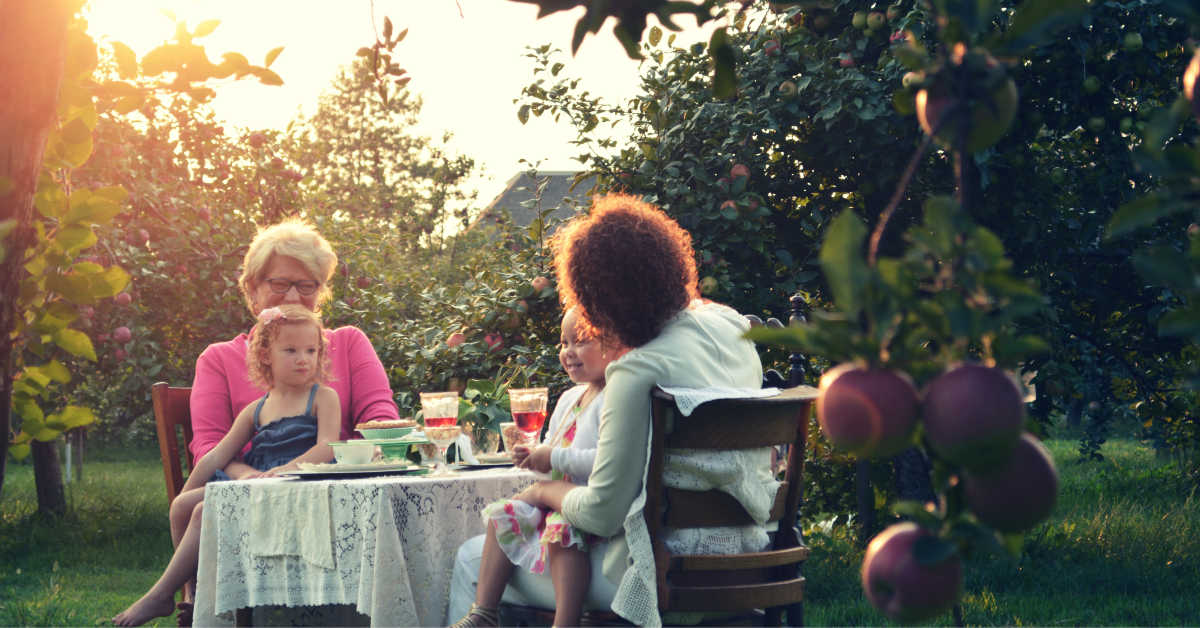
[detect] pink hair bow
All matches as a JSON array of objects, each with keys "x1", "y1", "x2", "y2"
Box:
[{"x1": 257, "y1": 307, "x2": 286, "y2": 324}]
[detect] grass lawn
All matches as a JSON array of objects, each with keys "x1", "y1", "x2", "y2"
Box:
[{"x1": 2, "y1": 436, "x2": 1198, "y2": 626}]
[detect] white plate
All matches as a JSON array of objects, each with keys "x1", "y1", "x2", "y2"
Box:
[
  {"x1": 475, "y1": 453, "x2": 513, "y2": 464},
  {"x1": 296, "y1": 461, "x2": 420, "y2": 473},
  {"x1": 362, "y1": 436, "x2": 430, "y2": 445}
]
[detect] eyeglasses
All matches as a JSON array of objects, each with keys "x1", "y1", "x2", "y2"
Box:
[{"x1": 263, "y1": 278, "x2": 321, "y2": 296}]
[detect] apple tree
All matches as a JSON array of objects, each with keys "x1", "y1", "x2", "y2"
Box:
[
  {"x1": 281, "y1": 22, "x2": 477, "y2": 250},
  {"x1": 1, "y1": 1, "x2": 281, "y2": 511}
]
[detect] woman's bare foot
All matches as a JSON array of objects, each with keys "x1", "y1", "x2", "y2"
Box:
[{"x1": 112, "y1": 592, "x2": 176, "y2": 626}]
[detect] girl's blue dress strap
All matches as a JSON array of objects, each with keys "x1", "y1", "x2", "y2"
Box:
[
  {"x1": 305, "y1": 383, "x2": 318, "y2": 415},
  {"x1": 253, "y1": 393, "x2": 269, "y2": 429}
]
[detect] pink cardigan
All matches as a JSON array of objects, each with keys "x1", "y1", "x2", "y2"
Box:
[{"x1": 189, "y1": 325, "x2": 400, "y2": 460}]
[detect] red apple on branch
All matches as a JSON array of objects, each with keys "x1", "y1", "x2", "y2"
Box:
[
  {"x1": 817, "y1": 363, "x2": 919, "y2": 459},
  {"x1": 921, "y1": 363, "x2": 1024, "y2": 471},
  {"x1": 113, "y1": 326, "x2": 133, "y2": 344},
  {"x1": 446, "y1": 332, "x2": 466, "y2": 348},
  {"x1": 962, "y1": 432, "x2": 1058, "y2": 532},
  {"x1": 862, "y1": 522, "x2": 962, "y2": 622},
  {"x1": 916, "y1": 48, "x2": 1017, "y2": 153}
]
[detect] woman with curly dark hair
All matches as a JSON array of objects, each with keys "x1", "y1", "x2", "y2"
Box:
[{"x1": 448, "y1": 194, "x2": 773, "y2": 627}]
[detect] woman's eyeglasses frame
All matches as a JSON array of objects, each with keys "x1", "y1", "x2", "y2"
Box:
[{"x1": 263, "y1": 277, "x2": 321, "y2": 296}]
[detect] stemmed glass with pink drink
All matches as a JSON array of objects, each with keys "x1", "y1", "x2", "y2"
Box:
[
  {"x1": 508, "y1": 387, "x2": 548, "y2": 445},
  {"x1": 421, "y1": 391, "x2": 461, "y2": 474}
]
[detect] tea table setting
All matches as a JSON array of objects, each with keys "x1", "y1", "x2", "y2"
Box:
[{"x1": 192, "y1": 398, "x2": 539, "y2": 627}]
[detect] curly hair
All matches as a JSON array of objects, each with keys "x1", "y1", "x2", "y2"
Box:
[
  {"x1": 246, "y1": 304, "x2": 331, "y2": 390},
  {"x1": 552, "y1": 193, "x2": 698, "y2": 348}
]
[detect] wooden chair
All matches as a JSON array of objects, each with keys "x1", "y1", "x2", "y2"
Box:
[
  {"x1": 501, "y1": 385, "x2": 818, "y2": 627},
  {"x1": 152, "y1": 382, "x2": 194, "y2": 504},
  {"x1": 643, "y1": 385, "x2": 817, "y2": 626}
]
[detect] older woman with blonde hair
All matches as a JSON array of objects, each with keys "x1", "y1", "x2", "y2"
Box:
[{"x1": 189, "y1": 218, "x2": 400, "y2": 480}]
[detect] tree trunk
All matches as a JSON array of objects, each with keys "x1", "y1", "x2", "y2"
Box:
[
  {"x1": 0, "y1": 0, "x2": 73, "y2": 501},
  {"x1": 31, "y1": 440, "x2": 65, "y2": 516},
  {"x1": 892, "y1": 446, "x2": 935, "y2": 504},
  {"x1": 855, "y1": 459, "x2": 875, "y2": 547},
  {"x1": 1067, "y1": 397, "x2": 1084, "y2": 427}
]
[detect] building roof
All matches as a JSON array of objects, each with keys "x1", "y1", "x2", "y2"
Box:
[{"x1": 474, "y1": 171, "x2": 596, "y2": 231}]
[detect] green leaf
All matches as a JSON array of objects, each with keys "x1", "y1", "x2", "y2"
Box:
[
  {"x1": 22, "y1": 366, "x2": 52, "y2": 389},
  {"x1": 43, "y1": 359, "x2": 71, "y2": 384},
  {"x1": 1133, "y1": 247, "x2": 1193, "y2": 294},
  {"x1": 264, "y1": 46, "x2": 284, "y2": 68},
  {"x1": 1158, "y1": 304, "x2": 1200, "y2": 339},
  {"x1": 111, "y1": 41, "x2": 138, "y2": 78},
  {"x1": 819, "y1": 210, "x2": 869, "y2": 317},
  {"x1": 93, "y1": 265, "x2": 131, "y2": 298},
  {"x1": 921, "y1": 196, "x2": 962, "y2": 258},
  {"x1": 912, "y1": 534, "x2": 958, "y2": 566},
  {"x1": 744, "y1": 325, "x2": 810, "y2": 352},
  {"x1": 999, "y1": 531, "x2": 1024, "y2": 557},
  {"x1": 253, "y1": 67, "x2": 284, "y2": 86},
  {"x1": 54, "y1": 406, "x2": 96, "y2": 430},
  {"x1": 9, "y1": 442, "x2": 30, "y2": 460},
  {"x1": 14, "y1": 396, "x2": 44, "y2": 422},
  {"x1": 113, "y1": 92, "x2": 144, "y2": 114},
  {"x1": 193, "y1": 19, "x2": 220, "y2": 38},
  {"x1": 891, "y1": 500, "x2": 941, "y2": 527},
  {"x1": 34, "y1": 182, "x2": 67, "y2": 219},
  {"x1": 46, "y1": 272, "x2": 95, "y2": 305},
  {"x1": 1000, "y1": 0, "x2": 1087, "y2": 52},
  {"x1": 220, "y1": 52, "x2": 250, "y2": 74},
  {"x1": 708, "y1": 27, "x2": 737, "y2": 100},
  {"x1": 53, "y1": 328, "x2": 97, "y2": 361},
  {"x1": 518, "y1": 104, "x2": 530, "y2": 125},
  {"x1": 56, "y1": 224, "x2": 96, "y2": 253},
  {"x1": 60, "y1": 133, "x2": 93, "y2": 168},
  {"x1": 1107, "y1": 194, "x2": 1190, "y2": 239},
  {"x1": 648, "y1": 25, "x2": 662, "y2": 47},
  {"x1": 893, "y1": 44, "x2": 928, "y2": 71}
]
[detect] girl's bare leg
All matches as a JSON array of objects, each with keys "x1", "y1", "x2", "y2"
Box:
[
  {"x1": 169, "y1": 488, "x2": 205, "y2": 604},
  {"x1": 547, "y1": 540, "x2": 590, "y2": 627},
  {"x1": 168, "y1": 488, "x2": 204, "y2": 547},
  {"x1": 474, "y1": 523, "x2": 516, "y2": 608},
  {"x1": 113, "y1": 500, "x2": 206, "y2": 626}
]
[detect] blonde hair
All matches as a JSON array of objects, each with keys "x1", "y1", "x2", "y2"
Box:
[
  {"x1": 246, "y1": 305, "x2": 331, "y2": 390},
  {"x1": 238, "y1": 218, "x2": 338, "y2": 314}
]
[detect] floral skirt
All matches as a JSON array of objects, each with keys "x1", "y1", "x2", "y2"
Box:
[{"x1": 482, "y1": 499, "x2": 594, "y2": 575}]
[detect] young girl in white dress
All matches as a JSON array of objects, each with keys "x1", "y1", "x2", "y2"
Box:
[
  {"x1": 114, "y1": 304, "x2": 340, "y2": 626},
  {"x1": 451, "y1": 306, "x2": 622, "y2": 628}
]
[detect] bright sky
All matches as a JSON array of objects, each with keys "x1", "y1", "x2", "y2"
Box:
[{"x1": 84, "y1": 0, "x2": 711, "y2": 206}]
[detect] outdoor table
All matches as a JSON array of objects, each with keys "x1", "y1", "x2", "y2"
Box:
[{"x1": 193, "y1": 466, "x2": 533, "y2": 626}]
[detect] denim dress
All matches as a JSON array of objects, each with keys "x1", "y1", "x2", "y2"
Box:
[{"x1": 243, "y1": 384, "x2": 320, "y2": 471}]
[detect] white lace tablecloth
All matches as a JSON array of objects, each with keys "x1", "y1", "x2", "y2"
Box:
[{"x1": 194, "y1": 468, "x2": 533, "y2": 627}]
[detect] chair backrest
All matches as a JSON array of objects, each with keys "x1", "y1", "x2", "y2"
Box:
[
  {"x1": 643, "y1": 385, "x2": 818, "y2": 624},
  {"x1": 152, "y1": 382, "x2": 194, "y2": 504}
]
